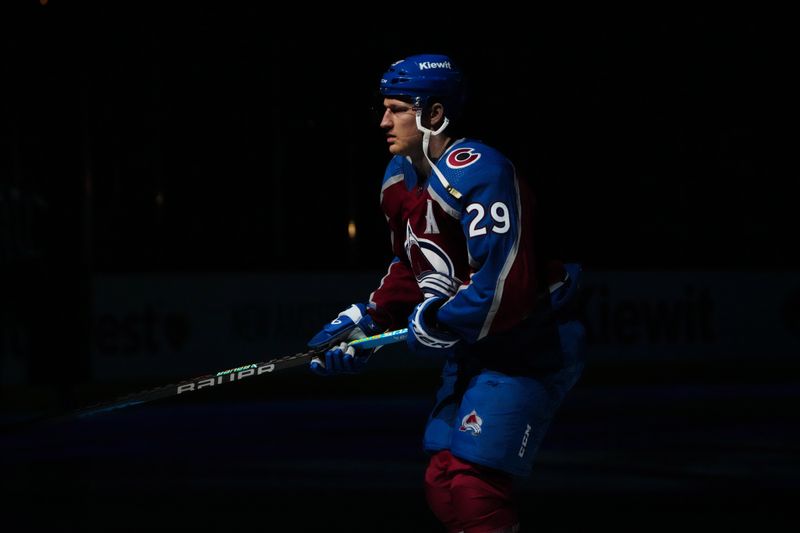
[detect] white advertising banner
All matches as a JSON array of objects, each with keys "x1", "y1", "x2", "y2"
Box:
[
  {"x1": 89, "y1": 271, "x2": 800, "y2": 380},
  {"x1": 91, "y1": 272, "x2": 384, "y2": 379},
  {"x1": 579, "y1": 271, "x2": 800, "y2": 362}
]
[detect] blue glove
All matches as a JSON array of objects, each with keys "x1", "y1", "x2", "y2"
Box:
[
  {"x1": 310, "y1": 341, "x2": 366, "y2": 375},
  {"x1": 407, "y1": 296, "x2": 460, "y2": 357},
  {"x1": 307, "y1": 303, "x2": 383, "y2": 376}
]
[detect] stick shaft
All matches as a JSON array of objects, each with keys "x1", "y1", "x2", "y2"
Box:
[
  {"x1": 350, "y1": 327, "x2": 408, "y2": 349},
  {"x1": 69, "y1": 328, "x2": 408, "y2": 419}
]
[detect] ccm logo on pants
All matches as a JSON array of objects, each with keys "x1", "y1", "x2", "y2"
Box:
[{"x1": 518, "y1": 424, "x2": 532, "y2": 458}]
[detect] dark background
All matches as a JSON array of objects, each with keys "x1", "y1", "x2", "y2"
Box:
[
  {"x1": 2, "y1": 3, "x2": 794, "y2": 385},
  {"x1": 1, "y1": 2, "x2": 797, "y2": 532},
  {"x1": 2, "y1": 4, "x2": 793, "y2": 276}
]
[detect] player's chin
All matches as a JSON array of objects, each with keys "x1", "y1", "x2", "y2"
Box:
[{"x1": 387, "y1": 142, "x2": 407, "y2": 156}]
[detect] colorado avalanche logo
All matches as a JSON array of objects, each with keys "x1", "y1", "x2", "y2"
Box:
[
  {"x1": 446, "y1": 147, "x2": 481, "y2": 169},
  {"x1": 405, "y1": 222, "x2": 456, "y2": 280},
  {"x1": 459, "y1": 410, "x2": 483, "y2": 435}
]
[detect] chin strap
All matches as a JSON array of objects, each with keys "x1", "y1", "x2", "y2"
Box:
[{"x1": 416, "y1": 111, "x2": 463, "y2": 200}]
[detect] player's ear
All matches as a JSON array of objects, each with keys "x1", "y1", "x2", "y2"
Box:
[{"x1": 429, "y1": 103, "x2": 445, "y2": 129}]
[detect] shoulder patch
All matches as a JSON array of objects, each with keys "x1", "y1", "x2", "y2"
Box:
[{"x1": 446, "y1": 147, "x2": 481, "y2": 169}]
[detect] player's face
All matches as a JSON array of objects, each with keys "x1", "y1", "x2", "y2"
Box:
[{"x1": 380, "y1": 98, "x2": 422, "y2": 157}]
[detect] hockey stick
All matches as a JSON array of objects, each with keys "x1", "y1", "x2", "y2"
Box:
[
  {"x1": 73, "y1": 328, "x2": 409, "y2": 419},
  {"x1": 11, "y1": 328, "x2": 408, "y2": 427}
]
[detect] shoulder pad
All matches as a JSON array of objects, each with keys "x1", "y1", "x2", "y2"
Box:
[
  {"x1": 428, "y1": 140, "x2": 514, "y2": 205},
  {"x1": 382, "y1": 156, "x2": 419, "y2": 190}
]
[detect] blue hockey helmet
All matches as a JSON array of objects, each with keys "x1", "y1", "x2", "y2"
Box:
[{"x1": 379, "y1": 54, "x2": 465, "y2": 118}]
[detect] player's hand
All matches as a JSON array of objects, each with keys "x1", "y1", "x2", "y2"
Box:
[
  {"x1": 309, "y1": 342, "x2": 370, "y2": 376},
  {"x1": 407, "y1": 296, "x2": 460, "y2": 356},
  {"x1": 307, "y1": 303, "x2": 383, "y2": 376}
]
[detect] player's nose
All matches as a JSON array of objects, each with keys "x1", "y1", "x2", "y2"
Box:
[{"x1": 379, "y1": 109, "x2": 393, "y2": 129}]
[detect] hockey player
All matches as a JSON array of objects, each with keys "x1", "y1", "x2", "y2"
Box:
[{"x1": 307, "y1": 54, "x2": 586, "y2": 533}]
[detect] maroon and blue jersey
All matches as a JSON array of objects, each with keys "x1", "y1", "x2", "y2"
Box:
[
  {"x1": 369, "y1": 139, "x2": 554, "y2": 344},
  {"x1": 368, "y1": 138, "x2": 583, "y2": 476}
]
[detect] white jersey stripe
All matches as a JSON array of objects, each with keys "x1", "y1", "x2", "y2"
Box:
[
  {"x1": 478, "y1": 171, "x2": 523, "y2": 340},
  {"x1": 380, "y1": 173, "x2": 405, "y2": 205},
  {"x1": 427, "y1": 183, "x2": 461, "y2": 220}
]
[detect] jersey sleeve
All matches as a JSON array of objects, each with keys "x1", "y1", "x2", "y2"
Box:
[
  {"x1": 368, "y1": 257, "x2": 422, "y2": 330},
  {"x1": 367, "y1": 158, "x2": 424, "y2": 330},
  {"x1": 435, "y1": 157, "x2": 537, "y2": 343}
]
